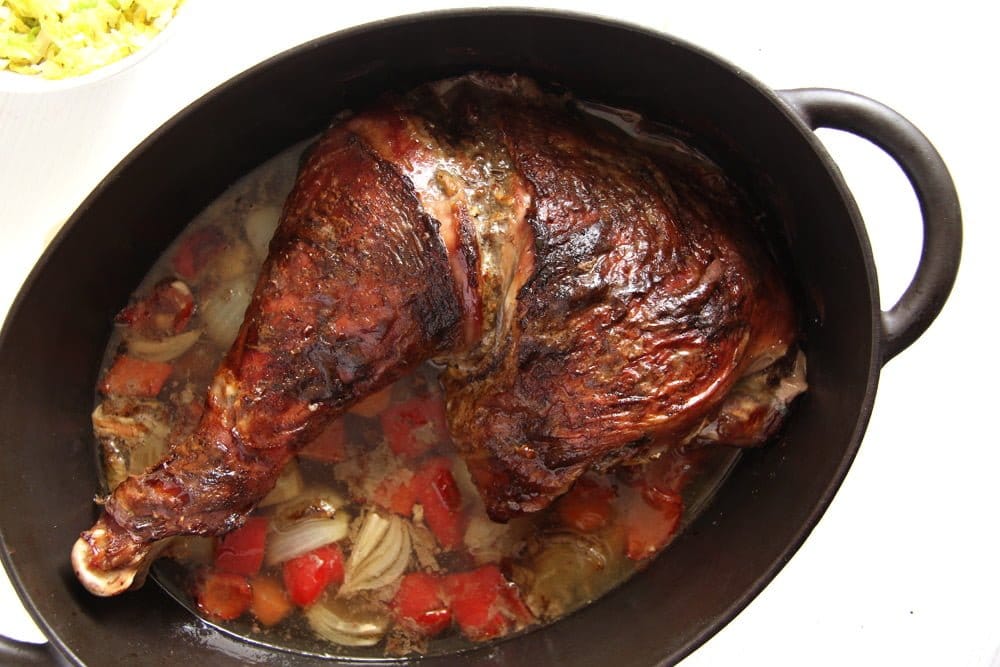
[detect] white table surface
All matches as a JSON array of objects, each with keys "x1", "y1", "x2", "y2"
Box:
[{"x1": 1, "y1": 1, "x2": 996, "y2": 665}]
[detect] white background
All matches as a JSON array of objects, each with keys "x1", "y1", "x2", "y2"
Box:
[{"x1": 1, "y1": 1, "x2": 996, "y2": 665}]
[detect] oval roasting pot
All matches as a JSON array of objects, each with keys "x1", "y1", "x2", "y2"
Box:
[{"x1": 0, "y1": 10, "x2": 960, "y2": 667}]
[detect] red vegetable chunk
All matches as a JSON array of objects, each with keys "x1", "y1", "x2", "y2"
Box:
[
  {"x1": 416, "y1": 458, "x2": 465, "y2": 550},
  {"x1": 214, "y1": 517, "x2": 268, "y2": 576},
  {"x1": 623, "y1": 488, "x2": 683, "y2": 561},
  {"x1": 392, "y1": 572, "x2": 451, "y2": 636},
  {"x1": 381, "y1": 395, "x2": 448, "y2": 458},
  {"x1": 99, "y1": 355, "x2": 172, "y2": 397},
  {"x1": 282, "y1": 544, "x2": 345, "y2": 607},
  {"x1": 372, "y1": 469, "x2": 418, "y2": 516},
  {"x1": 116, "y1": 278, "x2": 194, "y2": 337},
  {"x1": 196, "y1": 571, "x2": 252, "y2": 621},
  {"x1": 555, "y1": 477, "x2": 615, "y2": 533},
  {"x1": 442, "y1": 565, "x2": 532, "y2": 641},
  {"x1": 171, "y1": 227, "x2": 227, "y2": 280}
]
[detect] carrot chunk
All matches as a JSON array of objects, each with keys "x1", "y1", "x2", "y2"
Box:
[
  {"x1": 196, "y1": 571, "x2": 252, "y2": 621},
  {"x1": 371, "y1": 469, "x2": 418, "y2": 516},
  {"x1": 250, "y1": 575, "x2": 293, "y2": 626},
  {"x1": 99, "y1": 356, "x2": 172, "y2": 397}
]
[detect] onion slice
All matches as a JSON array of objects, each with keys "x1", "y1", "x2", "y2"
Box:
[
  {"x1": 92, "y1": 400, "x2": 171, "y2": 486},
  {"x1": 265, "y1": 512, "x2": 350, "y2": 566},
  {"x1": 265, "y1": 489, "x2": 349, "y2": 565},
  {"x1": 340, "y1": 511, "x2": 411, "y2": 596},
  {"x1": 259, "y1": 461, "x2": 304, "y2": 508},
  {"x1": 305, "y1": 597, "x2": 389, "y2": 647},
  {"x1": 270, "y1": 488, "x2": 348, "y2": 527},
  {"x1": 125, "y1": 329, "x2": 201, "y2": 362},
  {"x1": 201, "y1": 280, "x2": 253, "y2": 346},
  {"x1": 244, "y1": 205, "x2": 282, "y2": 261}
]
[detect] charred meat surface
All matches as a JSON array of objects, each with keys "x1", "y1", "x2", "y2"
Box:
[{"x1": 74, "y1": 73, "x2": 803, "y2": 595}]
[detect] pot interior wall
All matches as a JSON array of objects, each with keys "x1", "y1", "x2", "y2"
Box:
[{"x1": 0, "y1": 12, "x2": 878, "y2": 666}]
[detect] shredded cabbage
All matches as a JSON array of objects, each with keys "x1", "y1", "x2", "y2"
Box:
[{"x1": 0, "y1": 0, "x2": 182, "y2": 79}]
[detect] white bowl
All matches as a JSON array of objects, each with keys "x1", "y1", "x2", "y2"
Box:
[{"x1": 0, "y1": 4, "x2": 188, "y2": 94}]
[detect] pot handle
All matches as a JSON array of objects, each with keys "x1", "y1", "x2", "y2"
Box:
[
  {"x1": 0, "y1": 636, "x2": 56, "y2": 665},
  {"x1": 778, "y1": 88, "x2": 961, "y2": 364}
]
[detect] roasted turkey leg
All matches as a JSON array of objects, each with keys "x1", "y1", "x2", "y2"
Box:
[{"x1": 73, "y1": 74, "x2": 802, "y2": 596}]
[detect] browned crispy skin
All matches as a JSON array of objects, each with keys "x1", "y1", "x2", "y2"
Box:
[
  {"x1": 80, "y1": 125, "x2": 463, "y2": 572},
  {"x1": 76, "y1": 74, "x2": 800, "y2": 584},
  {"x1": 437, "y1": 82, "x2": 796, "y2": 518}
]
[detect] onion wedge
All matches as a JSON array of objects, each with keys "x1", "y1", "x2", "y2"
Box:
[
  {"x1": 305, "y1": 597, "x2": 389, "y2": 647},
  {"x1": 265, "y1": 514, "x2": 350, "y2": 566},
  {"x1": 259, "y1": 460, "x2": 304, "y2": 508},
  {"x1": 125, "y1": 329, "x2": 201, "y2": 362},
  {"x1": 340, "y1": 511, "x2": 411, "y2": 596}
]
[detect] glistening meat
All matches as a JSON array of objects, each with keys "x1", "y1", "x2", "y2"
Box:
[{"x1": 72, "y1": 73, "x2": 805, "y2": 596}]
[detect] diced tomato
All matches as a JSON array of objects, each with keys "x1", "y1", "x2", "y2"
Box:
[
  {"x1": 416, "y1": 459, "x2": 465, "y2": 550},
  {"x1": 618, "y1": 451, "x2": 690, "y2": 560},
  {"x1": 299, "y1": 418, "x2": 347, "y2": 463},
  {"x1": 380, "y1": 395, "x2": 448, "y2": 458},
  {"x1": 172, "y1": 227, "x2": 227, "y2": 280},
  {"x1": 371, "y1": 469, "x2": 418, "y2": 516},
  {"x1": 99, "y1": 355, "x2": 172, "y2": 397},
  {"x1": 370, "y1": 458, "x2": 447, "y2": 518},
  {"x1": 196, "y1": 570, "x2": 252, "y2": 621},
  {"x1": 392, "y1": 572, "x2": 451, "y2": 636},
  {"x1": 556, "y1": 477, "x2": 616, "y2": 533},
  {"x1": 116, "y1": 279, "x2": 194, "y2": 337},
  {"x1": 623, "y1": 487, "x2": 683, "y2": 561},
  {"x1": 250, "y1": 575, "x2": 293, "y2": 626},
  {"x1": 349, "y1": 386, "x2": 393, "y2": 418},
  {"x1": 214, "y1": 517, "x2": 268, "y2": 576},
  {"x1": 442, "y1": 565, "x2": 532, "y2": 641},
  {"x1": 282, "y1": 544, "x2": 345, "y2": 607}
]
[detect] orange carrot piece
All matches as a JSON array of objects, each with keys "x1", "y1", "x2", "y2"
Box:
[
  {"x1": 250, "y1": 575, "x2": 293, "y2": 626},
  {"x1": 99, "y1": 356, "x2": 172, "y2": 397},
  {"x1": 371, "y1": 469, "x2": 418, "y2": 516},
  {"x1": 196, "y1": 570, "x2": 252, "y2": 621}
]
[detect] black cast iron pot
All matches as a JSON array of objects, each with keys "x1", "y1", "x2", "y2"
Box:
[{"x1": 0, "y1": 10, "x2": 960, "y2": 667}]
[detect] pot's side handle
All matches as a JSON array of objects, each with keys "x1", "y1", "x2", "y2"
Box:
[
  {"x1": 778, "y1": 88, "x2": 961, "y2": 364},
  {"x1": 0, "y1": 636, "x2": 56, "y2": 666}
]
